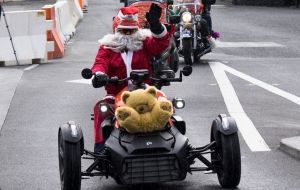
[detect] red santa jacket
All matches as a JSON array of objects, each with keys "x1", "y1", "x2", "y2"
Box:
[{"x1": 91, "y1": 28, "x2": 170, "y2": 95}]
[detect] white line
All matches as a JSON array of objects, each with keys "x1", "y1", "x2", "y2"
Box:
[
  {"x1": 212, "y1": 5, "x2": 226, "y2": 8},
  {"x1": 222, "y1": 64, "x2": 300, "y2": 105},
  {"x1": 24, "y1": 64, "x2": 39, "y2": 71},
  {"x1": 209, "y1": 62, "x2": 270, "y2": 152},
  {"x1": 66, "y1": 79, "x2": 91, "y2": 84},
  {"x1": 215, "y1": 41, "x2": 284, "y2": 48}
]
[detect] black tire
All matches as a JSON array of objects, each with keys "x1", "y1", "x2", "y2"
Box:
[
  {"x1": 211, "y1": 122, "x2": 241, "y2": 188},
  {"x1": 182, "y1": 38, "x2": 193, "y2": 65},
  {"x1": 193, "y1": 50, "x2": 199, "y2": 64},
  {"x1": 169, "y1": 49, "x2": 179, "y2": 73},
  {"x1": 58, "y1": 130, "x2": 82, "y2": 190}
]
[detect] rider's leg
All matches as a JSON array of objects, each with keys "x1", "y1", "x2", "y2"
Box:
[
  {"x1": 202, "y1": 13, "x2": 212, "y2": 34},
  {"x1": 93, "y1": 96, "x2": 115, "y2": 152}
]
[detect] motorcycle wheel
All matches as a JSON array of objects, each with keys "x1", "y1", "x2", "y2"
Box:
[
  {"x1": 182, "y1": 38, "x2": 193, "y2": 65},
  {"x1": 210, "y1": 122, "x2": 241, "y2": 188},
  {"x1": 169, "y1": 49, "x2": 179, "y2": 73},
  {"x1": 193, "y1": 49, "x2": 199, "y2": 64},
  {"x1": 58, "y1": 130, "x2": 81, "y2": 190}
]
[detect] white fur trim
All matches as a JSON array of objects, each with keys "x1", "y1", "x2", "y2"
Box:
[
  {"x1": 117, "y1": 25, "x2": 139, "y2": 29},
  {"x1": 95, "y1": 71, "x2": 105, "y2": 75},
  {"x1": 151, "y1": 25, "x2": 167, "y2": 38},
  {"x1": 138, "y1": 29, "x2": 152, "y2": 39},
  {"x1": 97, "y1": 29, "x2": 153, "y2": 52},
  {"x1": 121, "y1": 51, "x2": 133, "y2": 78},
  {"x1": 117, "y1": 10, "x2": 138, "y2": 21}
]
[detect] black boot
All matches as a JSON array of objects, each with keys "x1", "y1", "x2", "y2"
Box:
[
  {"x1": 198, "y1": 38, "x2": 211, "y2": 58},
  {"x1": 94, "y1": 142, "x2": 105, "y2": 153}
]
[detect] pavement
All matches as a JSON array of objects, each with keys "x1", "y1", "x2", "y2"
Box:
[{"x1": 0, "y1": 0, "x2": 300, "y2": 160}]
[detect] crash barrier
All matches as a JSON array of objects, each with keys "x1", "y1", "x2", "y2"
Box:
[
  {"x1": 42, "y1": 5, "x2": 65, "y2": 59},
  {"x1": 55, "y1": 1, "x2": 76, "y2": 43},
  {"x1": 81, "y1": 0, "x2": 88, "y2": 13},
  {"x1": 57, "y1": 0, "x2": 83, "y2": 27},
  {"x1": 0, "y1": 10, "x2": 54, "y2": 66},
  {"x1": 84, "y1": 0, "x2": 88, "y2": 7},
  {"x1": 78, "y1": 0, "x2": 84, "y2": 10}
]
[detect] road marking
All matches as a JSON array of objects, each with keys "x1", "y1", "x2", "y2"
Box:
[
  {"x1": 24, "y1": 64, "x2": 39, "y2": 71},
  {"x1": 272, "y1": 83, "x2": 280, "y2": 86},
  {"x1": 212, "y1": 5, "x2": 227, "y2": 8},
  {"x1": 66, "y1": 79, "x2": 91, "y2": 84},
  {"x1": 215, "y1": 41, "x2": 284, "y2": 48},
  {"x1": 222, "y1": 63, "x2": 300, "y2": 105},
  {"x1": 209, "y1": 62, "x2": 271, "y2": 152}
]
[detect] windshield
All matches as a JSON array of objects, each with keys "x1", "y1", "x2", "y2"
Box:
[
  {"x1": 128, "y1": 0, "x2": 167, "y2": 4},
  {"x1": 172, "y1": 0, "x2": 202, "y2": 14},
  {"x1": 173, "y1": 0, "x2": 201, "y2": 6}
]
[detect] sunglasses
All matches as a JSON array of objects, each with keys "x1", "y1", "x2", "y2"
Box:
[{"x1": 118, "y1": 28, "x2": 137, "y2": 35}]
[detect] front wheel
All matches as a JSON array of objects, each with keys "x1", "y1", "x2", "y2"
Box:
[
  {"x1": 182, "y1": 38, "x2": 193, "y2": 65},
  {"x1": 169, "y1": 49, "x2": 179, "y2": 73},
  {"x1": 211, "y1": 122, "x2": 241, "y2": 188},
  {"x1": 58, "y1": 129, "x2": 82, "y2": 190}
]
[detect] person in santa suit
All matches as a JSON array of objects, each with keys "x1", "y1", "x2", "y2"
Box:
[{"x1": 90, "y1": 4, "x2": 170, "y2": 152}]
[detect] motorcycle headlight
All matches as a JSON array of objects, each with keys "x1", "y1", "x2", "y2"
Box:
[
  {"x1": 172, "y1": 98, "x2": 185, "y2": 109},
  {"x1": 181, "y1": 12, "x2": 192, "y2": 23},
  {"x1": 99, "y1": 103, "x2": 109, "y2": 113}
]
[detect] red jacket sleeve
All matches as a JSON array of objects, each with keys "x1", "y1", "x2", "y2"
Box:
[
  {"x1": 143, "y1": 26, "x2": 170, "y2": 57},
  {"x1": 91, "y1": 45, "x2": 110, "y2": 74}
]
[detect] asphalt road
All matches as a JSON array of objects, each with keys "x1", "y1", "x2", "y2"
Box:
[{"x1": 0, "y1": 0, "x2": 300, "y2": 189}]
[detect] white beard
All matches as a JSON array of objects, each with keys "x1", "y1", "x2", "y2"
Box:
[{"x1": 98, "y1": 29, "x2": 152, "y2": 52}]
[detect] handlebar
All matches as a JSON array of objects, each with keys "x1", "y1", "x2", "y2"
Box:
[{"x1": 81, "y1": 66, "x2": 192, "y2": 87}]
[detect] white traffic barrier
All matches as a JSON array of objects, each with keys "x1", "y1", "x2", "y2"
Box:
[
  {"x1": 84, "y1": 0, "x2": 89, "y2": 7},
  {"x1": 0, "y1": 10, "x2": 54, "y2": 66},
  {"x1": 55, "y1": 1, "x2": 76, "y2": 43},
  {"x1": 57, "y1": 0, "x2": 83, "y2": 27},
  {"x1": 71, "y1": 0, "x2": 84, "y2": 26}
]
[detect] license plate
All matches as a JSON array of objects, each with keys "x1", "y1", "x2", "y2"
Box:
[{"x1": 182, "y1": 29, "x2": 191, "y2": 38}]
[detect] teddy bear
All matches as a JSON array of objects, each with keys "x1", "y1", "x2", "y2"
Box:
[{"x1": 115, "y1": 86, "x2": 173, "y2": 133}]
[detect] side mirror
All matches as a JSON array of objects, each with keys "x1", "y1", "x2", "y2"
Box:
[
  {"x1": 168, "y1": 15, "x2": 180, "y2": 24},
  {"x1": 181, "y1": 65, "x2": 192, "y2": 76},
  {"x1": 81, "y1": 68, "x2": 93, "y2": 79}
]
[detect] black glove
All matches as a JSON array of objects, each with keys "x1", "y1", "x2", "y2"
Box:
[
  {"x1": 92, "y1": 73, "x2": 108, "y2": 88},
  {"x1": 146, "y1": 3, "x2": 164, "y2": 35}
]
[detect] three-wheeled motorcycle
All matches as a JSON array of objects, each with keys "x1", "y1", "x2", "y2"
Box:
[{"x1": 58, "y1": 66, "x2": 241, "y2": 190}]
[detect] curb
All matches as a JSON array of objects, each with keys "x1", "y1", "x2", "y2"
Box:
[
  {"x1": 280, "y1": 136, "x2": 300, "y2": 160},
  {"x1": 0, "y1": 68, "x2": 23, "y2": 133}
]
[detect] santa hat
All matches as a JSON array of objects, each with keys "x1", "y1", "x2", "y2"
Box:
[{"x1": 112, "y1": 6, "x2": 139, "y2": 33}]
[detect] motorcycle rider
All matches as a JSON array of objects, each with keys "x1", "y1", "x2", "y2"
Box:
[
  {"x1": 202, "y1": 0, "x2": 216, "y2": 35},
  {"x1": 90, "y1": 4, "x2": 170, "y2": 152},
  {"x1": 169, "y1": 0, "x2": 215, "y2": 58}
]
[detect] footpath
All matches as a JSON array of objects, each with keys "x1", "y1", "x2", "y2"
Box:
[{"x1": 0, "y1": 0, "x2": 299, "y2": 160}]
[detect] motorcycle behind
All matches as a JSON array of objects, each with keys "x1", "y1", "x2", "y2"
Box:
[{"x1": 169, "y1": 0, "x2": 212, "y2": 65}]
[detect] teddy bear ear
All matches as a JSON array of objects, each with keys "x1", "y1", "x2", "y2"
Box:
[
  {"x1": 122, "y1": 92, "x2": 130, "y2": 103},
  {"x1": 146, "y1": 86, "x2": 157, "y2": 97}
]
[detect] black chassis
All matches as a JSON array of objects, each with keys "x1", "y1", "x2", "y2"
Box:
[{"x1": 78, "y1": 114, "x2": 238, "y2": 185}]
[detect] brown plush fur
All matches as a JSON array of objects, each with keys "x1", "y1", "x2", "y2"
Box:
[{"x1": 115, "y1": 86, "x2": 173, "y2": 133}]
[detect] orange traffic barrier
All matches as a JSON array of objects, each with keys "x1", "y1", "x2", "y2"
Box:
[
  {"x1": 78, "y1": 0, "x2": 84, "y2": 10},
  {"x1": 42, "y1": 5, "x2": 65, "y2": 59}
]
